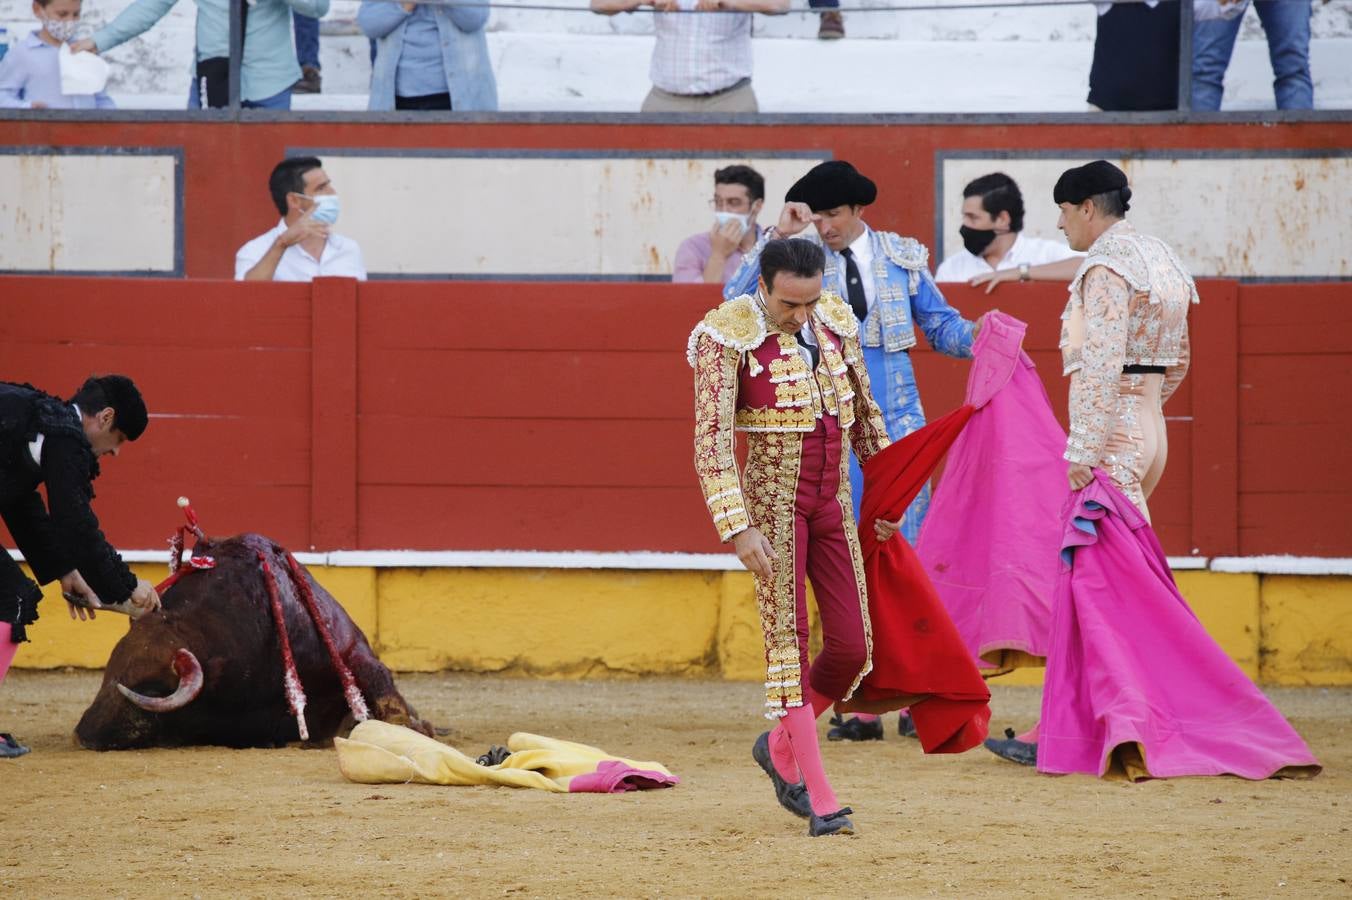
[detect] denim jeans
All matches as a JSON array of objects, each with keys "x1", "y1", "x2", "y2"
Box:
[
  {"x1": 1192, "y1": 0, "x2": 1313, "y2": 110},
  {"x1": 188, "y1": 78, "x2": 294, "y2": 110},
  {"x1": 293, "y1": 11, "x2": 320, "y2": 69}
]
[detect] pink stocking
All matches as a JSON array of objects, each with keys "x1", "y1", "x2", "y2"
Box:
[
  {"x1": 1016, "y1": 721, "x2": 1039, "y2": 743},
  {"x1": 806, "y1": 684, "x2": 835, "y2": 718},
  {"x1": 768, "y1": 726, "x2": 799, "y2": 782},
  {"x1": 781, "y1": 704, "x2": 840, "y2": 816},
  {"x1": 771, "y1": 672, "x2": 839, "y2": 782},
  {"x1": 0, "y1": 623, "x2": 17, "y2": 688},
  {"x1": 853, "y1": 713, "x2": 881, "y2": 723}
]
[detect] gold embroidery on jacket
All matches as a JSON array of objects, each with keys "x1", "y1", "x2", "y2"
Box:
[
  {"x1": 745, "y1": 430, "x2": 805, "y2": 716},
  {"x1": 692, "y1": 338, "x2": 750, "y2": 542}
]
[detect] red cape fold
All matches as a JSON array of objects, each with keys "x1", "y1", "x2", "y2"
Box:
[{"x1": 850, "y1": 405, "x2": 992, "y2": 754}]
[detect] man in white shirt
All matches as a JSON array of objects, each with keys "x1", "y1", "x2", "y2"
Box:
[
  {"x1": 236, "y1": 156, "x2": 367, "y2": 282},
  {"x1": 934, "y1": 173, "x2": 1081, "y2": 293},
  {"x1": 589, "y1": 0, "x2": 787, "y2": 113}
]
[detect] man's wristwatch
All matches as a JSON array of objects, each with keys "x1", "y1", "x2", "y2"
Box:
[{"x1": 1018, "y1": 263, "x2": 1031, "y2": 282}]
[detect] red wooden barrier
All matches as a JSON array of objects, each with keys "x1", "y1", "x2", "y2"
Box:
[
  {"x1": 1, "y1": 276, "x2": 1348, "y2": 557},
  {"x1": 1236, "y1": 282, "x2": 1352, "y2": 555}
]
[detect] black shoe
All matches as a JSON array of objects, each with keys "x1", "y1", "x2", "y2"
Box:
[
  {"x1": 826, "y1": 714, "x2": 883, "y2": 742},
  {"x1": 752, "y1": 732, "x2": 813, "y2": 819},
  {"x1": 897, "y1": 712, "x2": 917, "y2": 739},
  {"x1": 0, "y1": 733, "x2": 30, "y2": 759},
  {"x1": 809, "y1": 806, "x2": 855, "y2": 837},
  {"x1": 984, "y1": 727, "x2": 1037, "y2": 767}
]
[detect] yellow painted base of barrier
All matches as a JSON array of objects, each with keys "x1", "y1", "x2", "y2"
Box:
[{"x1": 11, "y1": 565, "x2": 1351, "y2": 686}]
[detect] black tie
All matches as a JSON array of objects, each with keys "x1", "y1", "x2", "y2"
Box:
[
  {"x1": 840, "y1": 247, "x2": 868, "y2": 322},
  {"x1": 796, "y1": 330, "x2": 819, "y2": 370}
]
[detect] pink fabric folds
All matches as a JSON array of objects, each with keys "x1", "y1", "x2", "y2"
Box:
[
  {"x1": 1038, "y1": 472, "x2": 1322, "y2": 780},
  {"x1": 916, "y1": 312, "x2": 1069, "y2": 669},
  {"x1": 567, "y1": 760, "x2": 681, "y2": 793}
]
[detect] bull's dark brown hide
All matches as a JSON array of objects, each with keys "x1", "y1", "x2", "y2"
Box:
[{"x1": 75, "y1": 534, "x2": 431, "y2": 750}]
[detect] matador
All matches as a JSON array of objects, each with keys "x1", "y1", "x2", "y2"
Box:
[{"x1": 690, "y1": 238, "x2": 896, "y2": 837}]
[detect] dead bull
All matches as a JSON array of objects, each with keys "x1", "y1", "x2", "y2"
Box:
[{"x1": 75, "y1": 533, "x2": 430, "y2": 750}]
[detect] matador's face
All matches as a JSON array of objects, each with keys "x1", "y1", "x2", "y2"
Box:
[
  {"x1": 1057, "y1": 201, "x2": 1093, "y2": 253},
  {"x1": 758, "y1": 272, "x2": 822, "y2": 335}
]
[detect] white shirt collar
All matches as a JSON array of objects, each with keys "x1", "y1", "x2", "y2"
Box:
[
  {"x1": 845, "y1": 226, "x2": 873, "y2": 263},
  {"x1": 985, "y1": 232, "x2": 1024, "y2": 270}
]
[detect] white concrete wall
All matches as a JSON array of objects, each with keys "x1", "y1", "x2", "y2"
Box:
[
  {"x1": 7, "y1": 149, "x2": 1344, "y2": 278},
  {"x1": 937, "y1": 155, "x2": 1352, "y2": 278},
  {"x1": 0, "y1": 152, "x2": 177, "y2": 272},
  {"x1": 318, "y1": 153, "x2": 826, "y2": 275}
]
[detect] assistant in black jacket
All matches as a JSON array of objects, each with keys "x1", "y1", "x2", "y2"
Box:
[{"x1": 0, "y1": 375, "x2": 158, "y2": 645}]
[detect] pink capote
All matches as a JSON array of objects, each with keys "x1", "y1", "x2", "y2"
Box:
[
  {"x1": 568, "y1": 760, "x2": 681, "y2": 793},
  {"x1": 1038, "y1": 471, "x2": 1322, "y2": 780},
  {"x1": 916, "y1": 312, "x2": 1069, "y2": 670}
]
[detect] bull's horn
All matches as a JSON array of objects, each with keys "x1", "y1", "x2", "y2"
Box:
[{"x1": 116, "y1": 648, "x2": 203, "y2": 713}]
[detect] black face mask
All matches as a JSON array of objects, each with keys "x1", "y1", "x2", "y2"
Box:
[{"x1": 960, "y1": 225, "x2": 1001, "y2": 256}]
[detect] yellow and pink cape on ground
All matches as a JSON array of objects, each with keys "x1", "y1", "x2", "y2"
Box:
[{"x1": 335, "y1": 720, "x2": 680, "y2": 793}]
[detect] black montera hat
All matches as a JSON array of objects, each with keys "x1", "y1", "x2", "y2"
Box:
[
  {"x1": 784, "y1": 161, "x2": 878, "y2": 212},
  {"x1": 1053, "y1": 160, "x2": 1131, "y2": 207}
]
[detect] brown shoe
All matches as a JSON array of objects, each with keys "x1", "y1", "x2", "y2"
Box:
[
  {"x1": 818, "y1": 10, "x2": 844, "y2": 39},
  {"x1": 293, "y1": 64, "x2": 322, "y2": 94}
]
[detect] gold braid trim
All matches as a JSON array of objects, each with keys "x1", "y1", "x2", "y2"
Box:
[
  {"x1": 686, "y1": 295, "x2": 767, "y2": 367},
  {"x1": 693, "y1": 337, "x2": 750, "y2": 542},
  {"x1": 813, "y1": 292, "x2": 860, "y2": 341},
  {"x1": 744, "y1": 431, "x2": 805, "y2": 717},
  {"x1": 834, "y1": 445, "x2": 873, "y2": 701}
]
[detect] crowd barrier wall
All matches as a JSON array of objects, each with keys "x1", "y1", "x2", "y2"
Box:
[
  {"x1": 2, "y1": 275, "x2": 1349, "y2": 682},
  {"x1": 2, "y1": 275, "x2": 1348, "y2": 558}
]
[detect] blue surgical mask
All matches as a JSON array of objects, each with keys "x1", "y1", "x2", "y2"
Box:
[{"x1": 309, "y1": 194, "x2": 341, "y2": 225}]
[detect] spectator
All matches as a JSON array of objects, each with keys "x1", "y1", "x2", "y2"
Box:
[
  {"x1": 674, "y1": 164, "x2": 766, "y2": 285},
  {"x1": 293, "y1": 11, "x2": 321, "y2": 93},
  {"x1": 811, "y1": 0, "x2": 842, "y2": 40},
  {"x1": 1193, "y1": 0, "x2": 1313, "y2": 110},
  {"x1": 235, "y1": 156, "x2": 367, "y2": 282},
  {"x1": 0, "y1": 0, "x2": 115, "y2": 109},
  {"x1": 358, "y1": 0, "x2": 497, "y2": 111},
  {"x1": 1087, "y1": 0, "x2": 1179, "y2": 111},
  {"x1": 71, "y1": 0, "x2": 330, "y2": 110},
  {"x1": 934, "y1": 172, "x2": 1082, "y2": 291},
  {"x1": 590, "y1": 0, "x2": 788, "y2": 113}
]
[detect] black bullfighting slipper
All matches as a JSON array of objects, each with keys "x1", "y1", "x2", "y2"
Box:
[
  {"x1": 984, "y1": 727, "x2": 1038, "y2": 767},
  {"x1": 0, "y1": 733, "x2": 30, "y2": 758},
  {"x1": 808, "y1": 806, "x2": 855, "y2": 837},
  {"x1": 826, "y1": 714, "x2": 883, "y2": 742},
  {"x1": 898, "y1": 712, "x2": 918, "y2": 739},
  {"x1": 752, "y1": 731, "x2": 813, "y2": 819}
]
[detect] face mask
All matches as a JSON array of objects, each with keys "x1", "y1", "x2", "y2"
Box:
[
  {"x1": 960, "y1": 224, "x2": 1006, "y2": 256},
  {"x1": 714, "y1": 211, "x2": 750, "y2": 235},
  {"x1": 44, "y1": 17, "x2": 80, "y2": 42},
  {"x1": 309, "y1": 194, "x2": 341, "y2": 225}
]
